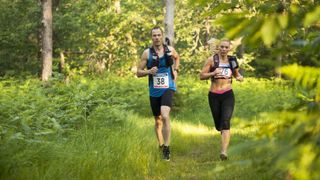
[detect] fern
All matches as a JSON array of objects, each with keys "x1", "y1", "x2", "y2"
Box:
[
  {"x1": 280, "y1": 64, "x2": 320, "y2": 102},
  {"x1": 229, "y1": 64, "x2": 320, "y2": 179}
]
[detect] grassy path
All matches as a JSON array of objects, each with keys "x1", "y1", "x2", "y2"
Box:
[
  {"x1": 0, "y1": 77, "x2": 297, "y2": 179},
  {"x1": 128, "y1": 114, "x2": 263, "y2": 179}
]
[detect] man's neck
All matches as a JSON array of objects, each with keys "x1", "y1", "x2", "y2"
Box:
[{"x1": 153, "y1": 44, "x2": 163, "y2": 51}]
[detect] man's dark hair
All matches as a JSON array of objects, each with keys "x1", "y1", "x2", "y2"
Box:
[{"x1": 151, "y1": 26, "x2": 163, "y2": 35}]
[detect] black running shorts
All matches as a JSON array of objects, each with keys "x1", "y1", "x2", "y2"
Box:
[{"x1": 149, "y1": 89, "x2": 174, "y2": 116}]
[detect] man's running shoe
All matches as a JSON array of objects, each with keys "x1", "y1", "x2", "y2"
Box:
[{"x1": 163, "y1": 146, "x2": 170, "y2": 161}]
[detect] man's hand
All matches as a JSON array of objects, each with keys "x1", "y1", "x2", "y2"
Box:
[
  {"x1": 149, "y1": 67, "x2": 158, "y2": 75},
  {"x1": 236, "y1": 75, "x2": 244, "y2": 82},
  {"x1": 173, "y1": 70, "x2": 178, "y2": 82}
]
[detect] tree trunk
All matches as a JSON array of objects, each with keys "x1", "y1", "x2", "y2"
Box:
[
  {"x1": 59, "y1": 51, "x2": 65, "y2": 73},
  {"x1": 164, "y1": 0, "x2": 174, "y2": 46},
  {"x1": 205, "y1": 18, "x2": 210, "y2": 47},
  {"x1": 277, "y1": 55, "x2": 282, "y2": 78},
  {"x1": 276, "y1": 0, "x2": 286, "y2": 79},
  {"x1": 41, "y1": 0, "x2": 53, "y2": 81},
  {"x1": 115, "y1": 0, "x2": 121, "y2": 14}
]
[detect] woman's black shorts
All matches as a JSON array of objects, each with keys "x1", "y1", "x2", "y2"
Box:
[{"x1": 208, "y1": 90, "x2": 235, "y2": 131}]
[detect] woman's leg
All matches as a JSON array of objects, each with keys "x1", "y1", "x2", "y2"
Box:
[
  {"x1": 220, "y1": 90, "x2": 235, "y2": 158},
  {"x1": 208, "y1": 92, "x2": 222, "y2": 131}
]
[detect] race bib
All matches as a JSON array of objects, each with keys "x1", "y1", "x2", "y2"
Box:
[
  {"x1": 153, "y1": 73, "x2": 169, "y2": 88},
  {"x1": 214, "y1": 68, "x2": 232, "y2": 78}
]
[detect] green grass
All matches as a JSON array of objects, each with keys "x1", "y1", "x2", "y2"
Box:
[{"x1": 0, "y1": 75, "x2": 304, "y2": 179}]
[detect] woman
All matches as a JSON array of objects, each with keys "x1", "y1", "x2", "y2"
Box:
[{"x1": 200, "y1": 39, "x2": 243, "y2": 160}]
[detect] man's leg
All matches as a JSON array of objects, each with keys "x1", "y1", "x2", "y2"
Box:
[
  {"x1": 154, "y1": 115, "x2": 164, "y2": 146},
  {"x1": 160, "y1": 89, "x2": 174, "y2": 161},
  {"x1": 150, "y1": 96, "x2": 163, "y2": 147},
  {"x1": 161, "y1": 105, "x2": 171, "y2": 161},
  {"x1": 160, "y1": 106, "x2": 171, "y2": 146}
]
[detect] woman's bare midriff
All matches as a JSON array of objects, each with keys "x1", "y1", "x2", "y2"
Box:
[{"x1": 210, "y1": 79, "x2": 232, "y2": 92}]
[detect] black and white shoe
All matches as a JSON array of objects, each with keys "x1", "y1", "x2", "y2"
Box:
[
  {"x1": 220, "y1": 153, "x2": 228, "y2": 161},
  {"x1": 163, "y1": 146, "x2": 170, "y2": 161}
]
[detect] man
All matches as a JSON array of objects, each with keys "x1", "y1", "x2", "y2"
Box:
[{"x1": 136, "y1": 26, "x2": 180, "y2": 161}]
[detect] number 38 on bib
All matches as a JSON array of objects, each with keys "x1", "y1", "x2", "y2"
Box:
[{"x1": 153, "y1": 73, "x2": 169, "y2": 88}]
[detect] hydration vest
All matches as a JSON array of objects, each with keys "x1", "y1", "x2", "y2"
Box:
[
  {"x1": 210, "y1": 54, "x2": 239, "y2": 82},
  {"x1": 210, "y1": 54, "x2": 238, "y2": 74},
  {"x1": 147, "y1": 44, "x2": 174, "y2": 79}
]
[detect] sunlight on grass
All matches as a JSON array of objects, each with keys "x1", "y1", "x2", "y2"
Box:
[
  {"x1": 129, "y1": 114, "x2": 214, "y2": 137},
  {"x1": 129, "y1": 114, "x2": 257, "y2": 139},
  {"x1": 173, "y1": 121, "x2": 214, "y2": 136},
  {"x1": 232, "y1": 117, "x2": 260, "y2": 137}
]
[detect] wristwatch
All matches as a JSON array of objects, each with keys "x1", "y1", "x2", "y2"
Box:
[{"x1": 174, "y1": 69, "x2": 179, "y2": 73}]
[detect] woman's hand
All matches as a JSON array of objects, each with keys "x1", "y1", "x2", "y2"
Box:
[{"x1": 212, "y1": 68, "x2": 222, "y2": 77}]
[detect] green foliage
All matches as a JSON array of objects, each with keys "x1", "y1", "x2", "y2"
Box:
[
  {"x1": 0, "y1": 0, "x2": 319, "y2": 178},
  {"x1": 0, "y1": 75, "x2": 158, "y2": 178},
  {"x1": 0, "y1": 0, "x2": 236, "y2": 77},
  {"x1": 53, "y1": 0, "x2": 164, "y2": 75},
  {"x1": 192, "y1": 0, "x2": 320, "y2": 76},
  {"x1": 0, "y1": 75, "x2": 300, "y2": 179},
  {"x1": 1, "y1": 0, "x2": 319, "y2": 78},
  {"x1": 0, "y1": 0, "x2": 40, "y2": 76},
  {"x1": 0, "y1": 75, "x2": 144, "y2": 142},
  {"x1": 304, "y1": 6, "x2": 320, "y2": 26},
  {"x1": 227, "y1": 64, "x2": 320, "y2": 180},
  {"x1": 281, "y1": 64, "x2": 320, "y2": 102}
]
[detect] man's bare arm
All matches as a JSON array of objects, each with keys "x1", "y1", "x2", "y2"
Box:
[
  {"x1": 136, "y1": 50, "x2": 150, "y2": 77},
  {"x1": 170, "y1": 47, "x2": 180, "y2": 70},
  {"x1": 137, "y1": 49, "x2": 158, "y2": 77}
]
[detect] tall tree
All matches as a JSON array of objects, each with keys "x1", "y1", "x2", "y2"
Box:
[
  {"x1": 41, "y1": 0, "x2": 53, "y2": 81},
  {"x1": 164, "y1": 0, "x2": 174, "y2": 46},
  {"x1": 115, "y1": 0, "x2": 121, "y2": 14}
]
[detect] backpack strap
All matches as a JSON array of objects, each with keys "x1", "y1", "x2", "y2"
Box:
[
  {"x1": 163, "y1": 44, "x2": 174, "y2": 67},
  {"x1": 148, "y1": 45, "x2": 175, "y2": 80},
  {"x1": 210, "y1": 54, "x2": 220, "y2": 72},
  {"x1": 227, "y1": 55, "x2": 239, "y2": 74},
  {"x1": 148, "y1": 46, "x2": 159, "y2": 69},
  {"x1": 163, "y1": 44, "x2": 171, "y2": 55},
  {"x1": 213, "y1": 54, "x2": 220, "y2": 69},
  {"x1": 211, "y1": 54, "x2": 238, "y2": 82},
  {"x1": 163, "y1": 44, "x2": 175, "y2": 80}
]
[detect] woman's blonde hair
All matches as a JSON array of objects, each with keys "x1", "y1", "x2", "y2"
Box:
[
  {"x1": 220, "y1": 38, "x2": 232, "y2": 45},
  {"x1": 207, "y1": 38, "x2": 233, "y2": 53}
]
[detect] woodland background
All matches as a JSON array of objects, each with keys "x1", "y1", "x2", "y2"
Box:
[{"x1": 0, "y1": 0, "x2": 319, "y2": 179}]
